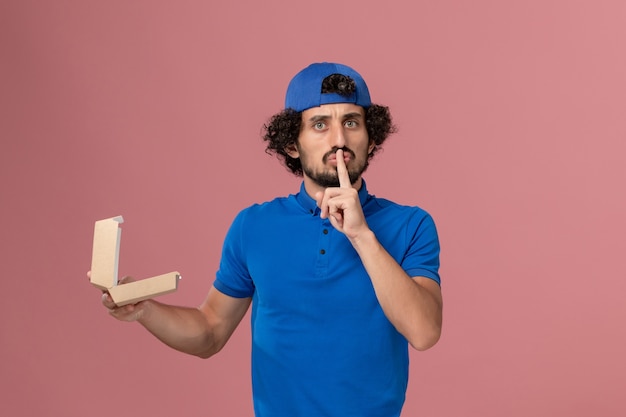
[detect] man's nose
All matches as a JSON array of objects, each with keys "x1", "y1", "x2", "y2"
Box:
[{"x1": 330, "y1": 124, "x2": 346, "y2": 148}]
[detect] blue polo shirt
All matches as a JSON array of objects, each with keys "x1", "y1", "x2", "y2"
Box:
[{"x1": 214, "y1": 181, "x2": 440, "y2": 417}]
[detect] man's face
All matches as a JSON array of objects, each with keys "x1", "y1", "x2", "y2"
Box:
[{"x1": 288, "y1": 103, "x2": 375, "y2": 189}]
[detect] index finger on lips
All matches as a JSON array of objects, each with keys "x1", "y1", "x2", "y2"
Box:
[{"x1": 336, "y1": 149, "x2": 350, "y2": 189}]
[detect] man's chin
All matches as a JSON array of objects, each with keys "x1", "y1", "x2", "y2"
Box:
[
  {"x1": 304, "y1": 164, "x2": 365, "y2": 188},
  {"x1": 311, "y1": 175, "x2": 340, "y2": 188}
]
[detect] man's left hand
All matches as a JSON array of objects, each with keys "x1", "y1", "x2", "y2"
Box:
[{"x1": 315, "y1": 149, "x2": 369, "y2": 239}]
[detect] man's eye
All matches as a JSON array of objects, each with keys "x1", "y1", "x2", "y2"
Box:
[
  {"x1": 314, "y1": 122, "x2": 325, "y2": 130},
  {"x1": 345, "y1": 120, "x2": 357, "y2": 127}
]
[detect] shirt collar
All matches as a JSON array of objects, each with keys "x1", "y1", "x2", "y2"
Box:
[{"x1": 295, "y1": 180, "x2": 370, "y2": 216}]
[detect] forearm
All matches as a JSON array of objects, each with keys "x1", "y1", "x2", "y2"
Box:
[
  {"x1": 103, "y1": 284, "x2": 250, "y2": 358},
  {"x1": 350, "y1": 230, "x2": 443, "y2": 350},
  {"x1": 136, "y1": 300, "x2": 219, "y2": 358}
]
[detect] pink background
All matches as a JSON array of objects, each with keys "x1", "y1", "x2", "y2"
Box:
[{"x1": 1, "y1": 1, "x2": 625, "y2": 416}]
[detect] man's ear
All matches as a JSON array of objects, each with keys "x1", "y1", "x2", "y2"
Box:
[
  {"x1": 285, "y1": 142, "x2": 299, "y2": 158},
  {"x1": 368, "y1": 140, "x2": 376, "y2": 155}
]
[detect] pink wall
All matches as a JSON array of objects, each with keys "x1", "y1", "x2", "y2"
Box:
[{"x1": 1, "y1": 1, "x2": 625, "y2": 416}]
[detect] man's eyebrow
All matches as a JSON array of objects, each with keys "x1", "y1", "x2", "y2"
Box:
[
  {"x1": 342, "y1": 112, "x2": 364, "y2": 120},
  {"x1": 307, "y1": 114, "x2": 330, "y2": 123},
  {"x1": 307, "y1": 111, "x2": 365, "y2": 123}
]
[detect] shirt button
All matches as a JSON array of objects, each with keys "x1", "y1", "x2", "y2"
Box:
[
  {"x1": 323, "y1": 229, "x2": 328, "y2": 234},
  {"x1": 320, "y1": 249, "x2": 326, "y2": 255}
]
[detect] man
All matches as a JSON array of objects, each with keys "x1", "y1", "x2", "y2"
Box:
[{"x1": 101, "y1": 62, "x2": 443, "y2": 417}]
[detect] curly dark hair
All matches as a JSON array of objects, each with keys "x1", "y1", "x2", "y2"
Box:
[
  {"x1": 263, "y1": 74, "x2": 397, "y2": 176},
  {"x1": 322, "y1": 73, "x2": 357, "y2": 96}
]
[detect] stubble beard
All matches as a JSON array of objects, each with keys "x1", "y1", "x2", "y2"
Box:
[{"x1": 300, "y1": 147, "x2": 369, "y2": 188}]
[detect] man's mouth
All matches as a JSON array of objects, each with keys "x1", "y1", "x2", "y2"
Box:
[{"x1": 325, "y1": 149, "x2": 353, "y2": 164}]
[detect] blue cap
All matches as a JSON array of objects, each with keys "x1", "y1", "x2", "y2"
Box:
[{"x1": 285, "y1": 62, "x2": 371, "y2": 112}]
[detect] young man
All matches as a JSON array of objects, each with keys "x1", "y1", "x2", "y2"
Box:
[{"x1": 101, "y1": 62, "x2": 442, "y2": 417}]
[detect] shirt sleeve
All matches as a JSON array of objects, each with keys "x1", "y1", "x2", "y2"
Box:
[
  {"x1": 213, "y1": 209, "x2": 256, "y2": 298},
  {"x1": 402, "y1": 210, "x2": 441, "y2": 285}
]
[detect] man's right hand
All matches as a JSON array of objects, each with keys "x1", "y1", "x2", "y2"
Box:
[
  {"x1": 88, "y1": 271, "x2": 147, "y2": 322},
  {"x1": 101, "y1": 280, "x2": 151, "y2": 322}
]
